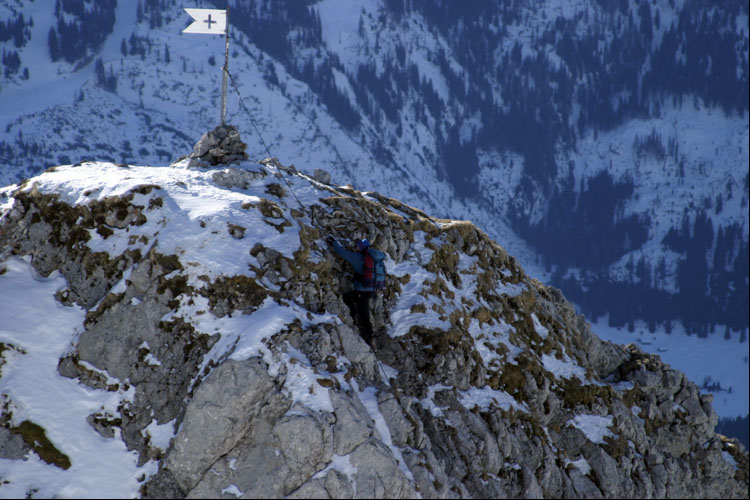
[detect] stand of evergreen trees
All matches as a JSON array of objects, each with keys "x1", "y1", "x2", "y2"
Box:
[
  {"x1": 0, "y1": 13, "x2": 30, "y2": 48},
  {"x1": 553, "y1": 184, "x2": 749, "y2": 336},
  {"x1": 47, "y1": 0, "x2": 117, "y2": 64},
  {"x1": 94, "y1": 58, "x2": 117, "y2": 93},
  {"x1": 1, "y1": 13, "x2": 31, "y2": 79}
]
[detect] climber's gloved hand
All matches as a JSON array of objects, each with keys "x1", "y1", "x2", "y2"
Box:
[{"x1": 325, "y1": 235, "x2": 336, "y2": 245}]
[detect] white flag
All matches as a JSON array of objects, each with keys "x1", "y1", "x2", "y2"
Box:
[{"x1": 183, "y1": 8, "x2": 226, "y2": 35}]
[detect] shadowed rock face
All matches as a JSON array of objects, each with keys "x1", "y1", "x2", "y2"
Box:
[{"x1": 0, "y1": 159, "x2": 747, "y2": 499}]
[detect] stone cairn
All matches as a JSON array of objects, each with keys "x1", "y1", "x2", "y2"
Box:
[{"x1": 186, "y1": 124, "x2": 249, "y2": 167}]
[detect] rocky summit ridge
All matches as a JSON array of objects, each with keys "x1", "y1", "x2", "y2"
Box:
[{"x1": 0, "y1": 150, "x2": 747, "y2": 498}]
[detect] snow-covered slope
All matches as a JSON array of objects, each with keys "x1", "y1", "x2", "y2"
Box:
[
  {"x1": 0, "y1": 158, "x2": 747, "y2": 498},
  {"x1": 1, "y1": 0, "x2": 747, "y2": 444}
]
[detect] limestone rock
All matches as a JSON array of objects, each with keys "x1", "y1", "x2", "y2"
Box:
[
  {"x1": 0, "y1": 427, "x2": 29, "y2": 460},
  {"x1": 166, "y1": 358, "x2": 289, "y2": 492}
]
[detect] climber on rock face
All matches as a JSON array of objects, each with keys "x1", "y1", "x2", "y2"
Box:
[{"x1": 326, "y1": 235, "x2": 386, "y2": 349}]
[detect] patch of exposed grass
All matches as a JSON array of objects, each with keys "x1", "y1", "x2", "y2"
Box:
[
  {"x1": 265, "y1": 183, "x2": 286, "y2": 198},
  {"x1": 11, "y1": 420, "x2": 71, "y2": 470},
  {"x1": 557, "y1": 376, "x2": 615, "y2": 411},
  {"x1": 201, "y1": 275, "x2": 268, "y2": 317}
]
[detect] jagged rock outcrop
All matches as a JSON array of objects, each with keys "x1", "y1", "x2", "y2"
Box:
[{"x1": 0, "y1": 158, "x2": 747, "y2": 499}]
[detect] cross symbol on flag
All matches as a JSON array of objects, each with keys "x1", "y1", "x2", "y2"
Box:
[{"x1": 183, "y1": 8, "x2": 227, "y2": 35}]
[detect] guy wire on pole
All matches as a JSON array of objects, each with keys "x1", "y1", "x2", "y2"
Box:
[{"x1": 225, "y1": 67, "x2": 313, "y2": 223}]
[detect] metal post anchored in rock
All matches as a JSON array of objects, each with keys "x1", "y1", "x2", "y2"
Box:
[
  {"x1": 220, "y1": 6, "x2": 230, "y2": 126},
  {"x1": 183, "y1": 6, "x2": 231, "y2": 126}
]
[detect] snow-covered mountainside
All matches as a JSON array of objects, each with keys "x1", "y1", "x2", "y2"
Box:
[
  {"x1": 0, "y1": 151, "x2": 747, "y2": 498},
  {"x1": 1, "y1": 0, "x2": 748, "y2": 443}
]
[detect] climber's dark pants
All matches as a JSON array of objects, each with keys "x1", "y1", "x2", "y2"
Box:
[{"x1": 343, "y1": 290, "x2": 374, "y2": 345}]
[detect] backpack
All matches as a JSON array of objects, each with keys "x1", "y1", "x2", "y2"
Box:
[{"x1": 362, "y1": 249, "x2": 386, "y2": 290}]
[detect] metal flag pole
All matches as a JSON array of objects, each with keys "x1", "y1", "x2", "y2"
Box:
[
  {"x1": 183, "y1": 7, "x2": 231, "y2": 126},
  {"x1": 220, "y1": 5, "x2": 230, "y2": 125}
]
